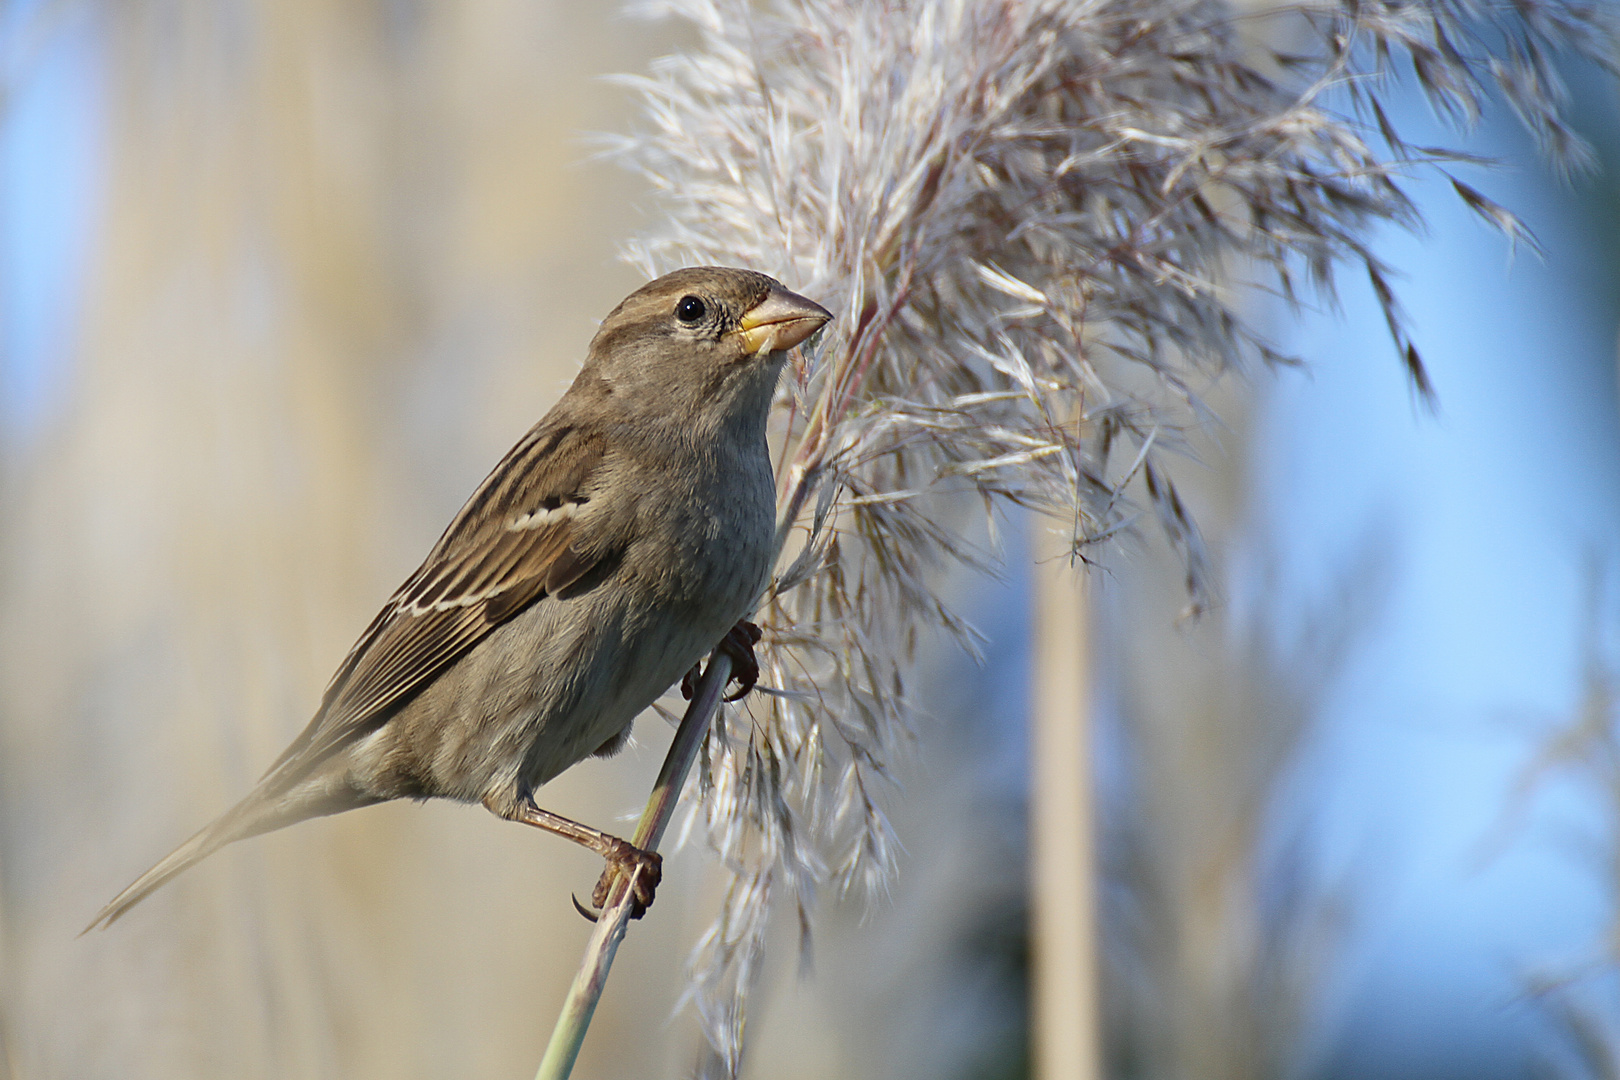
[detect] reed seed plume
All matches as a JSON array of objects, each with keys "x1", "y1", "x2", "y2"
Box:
[{"x1": 609, "y1": 0, "x2": 1618, "y2": 1069}]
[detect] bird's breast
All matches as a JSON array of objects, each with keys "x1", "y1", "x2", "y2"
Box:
[{"x1": 640, "y1": 443, "x2": 775, "y2": 621}]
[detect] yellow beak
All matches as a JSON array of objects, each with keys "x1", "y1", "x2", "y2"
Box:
[{"x1": 734, "y1": 287, "x2": 832, "y2": 355}]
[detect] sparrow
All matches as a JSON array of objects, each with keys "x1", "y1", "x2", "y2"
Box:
[{"x1": 88, "y1": 267, "x2": 830, "y2": 930}]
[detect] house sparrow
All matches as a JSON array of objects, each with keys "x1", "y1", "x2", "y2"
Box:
[{"x1": 88, "y1": 267, "x2": 830, "y2": 930}]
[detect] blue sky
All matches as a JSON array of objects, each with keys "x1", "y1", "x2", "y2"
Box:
[
  {"x1": 1, "y1": 4, "x2": 99, "y2": 438},
  {"x1": 1252, "y1": 81, "x2": 1620, "y2": 1076}
]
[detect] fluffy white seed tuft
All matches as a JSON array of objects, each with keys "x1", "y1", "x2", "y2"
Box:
[{"x1": 612, "y1": 0, "x2": 1618, "y2": 1071}]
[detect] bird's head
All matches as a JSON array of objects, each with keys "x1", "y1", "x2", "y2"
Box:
[{"x1": 579, "y1": 267, "x2": 831, "y2": 436}]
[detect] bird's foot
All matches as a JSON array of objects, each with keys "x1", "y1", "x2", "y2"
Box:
[
  {"x1": 681, "y1": 620, "x2": 763, "y2": 702},
  {"x1": 719, "y1": 620, "x2": 763, "y2": 701},
  {"x1": 493, "y1": 795, "x2": 663, "y2": 921},
  {"x1": 586, "y1": 837, "x2": 663, "y2": 920}
]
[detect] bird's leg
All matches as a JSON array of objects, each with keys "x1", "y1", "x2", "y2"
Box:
[
  {"x1": 488, "y1": 795, "x2": 662, "y2": 918},
  {"x1": 681, "y1": 619, "x2": 763, "y2": 702}
]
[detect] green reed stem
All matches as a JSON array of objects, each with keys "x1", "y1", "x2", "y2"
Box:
[{"x1": 533, "y1": 649, "x2": 734, "y2": 1080}]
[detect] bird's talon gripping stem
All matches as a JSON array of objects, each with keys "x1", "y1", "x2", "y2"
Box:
[
  {"x1": 720, "y1": 620, "x2": 763, "y2": 701},
  {"x1": 498, "y1": 797, "x2": 663, "y2": 918},
  {"x1": 681, "y1": 619, "x2": 763, "y2": 702},
  {"x1": 571, "y1": 893, "x2": 601, "y2": 923},
  {"x1": 590, "y1": 837, "x2": 663, "y2": 919}
]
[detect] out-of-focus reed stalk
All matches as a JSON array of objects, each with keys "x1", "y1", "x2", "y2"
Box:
[
  {"x1": 1509, "y1": 569, "x2": 1620, "y2": 1078},
  {"x1": 606, "y1": 0, "x2": 1617, "y2": 1072},
  {"x1": 1031, "y1": 552, "x2": 1098, "y2": 1080}
]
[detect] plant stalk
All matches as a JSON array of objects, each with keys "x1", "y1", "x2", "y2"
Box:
[{"x1": 534, "y1": 649, "x2": 735, "y2": 1080}]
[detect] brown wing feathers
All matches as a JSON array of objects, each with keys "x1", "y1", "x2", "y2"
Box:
[{"x1": 262, "y1": 422, "x2": 608, "y2": 781}]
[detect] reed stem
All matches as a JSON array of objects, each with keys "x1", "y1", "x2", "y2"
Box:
[{"x1": 534, "y1": 650, "x2": 735, "y2": 1080}]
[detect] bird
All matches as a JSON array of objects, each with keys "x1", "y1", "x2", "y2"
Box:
[{"x1": 88, "y1": 267, "x2": 831, "y2": 930}]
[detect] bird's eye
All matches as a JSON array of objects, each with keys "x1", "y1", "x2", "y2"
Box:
[{"x1": 675, "y1": 295, "x2": 707, "y2": 324}]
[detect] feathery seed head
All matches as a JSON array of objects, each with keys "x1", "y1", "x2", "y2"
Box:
[{"x1": 612, "y1": 0, "x2": 1617, "y2": 1070}]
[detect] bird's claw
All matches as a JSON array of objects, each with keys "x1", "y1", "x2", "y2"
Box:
[
  {"x1": 720, "y1": 620, "x2": 763, "y2": 701},
  {"x1": 590, "y1": 838, "x2": 663, "y2": 919},
  {"x1": 683, "y1": 620, "x2": 763, "y2": 702},
  {"x1": 571, "y1": 893, "x2": 600, "y2": 923}
]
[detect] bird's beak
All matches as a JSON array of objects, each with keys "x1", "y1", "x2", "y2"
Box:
[{"x1": 734, "y1": 287, "x2": 832, "y2": 355}]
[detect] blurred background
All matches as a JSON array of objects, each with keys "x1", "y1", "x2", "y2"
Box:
[{"x1": 2, "y1": 3, "x2": 1618, "y2": 1080}]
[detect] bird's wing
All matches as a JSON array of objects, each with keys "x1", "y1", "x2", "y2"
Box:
[{"x1": 265, "y1": 419, "x2": 614, "y2": 780}]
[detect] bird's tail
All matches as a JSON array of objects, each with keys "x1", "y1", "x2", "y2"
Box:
[{"x1": 84, "y1": 772, "x2": 364, "y2": 932}]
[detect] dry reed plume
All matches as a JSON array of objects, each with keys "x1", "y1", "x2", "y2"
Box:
[{"x1": 607, "y1": 0, "x2": 1618, "y2": 1070}]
